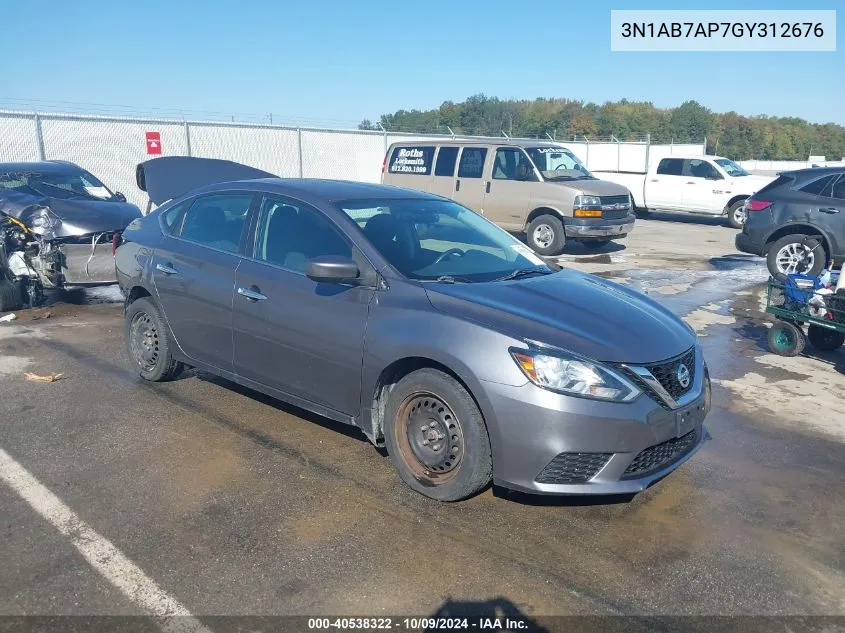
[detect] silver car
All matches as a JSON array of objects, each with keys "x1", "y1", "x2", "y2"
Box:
[{"x1": 117, "y1": 158, "x2": 710, "y2": 501}]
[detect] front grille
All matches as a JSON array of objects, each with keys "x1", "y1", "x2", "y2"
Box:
[
  {"x1": 600, "y1": 194, "x2": 632, "y2": 220},
  {"x1": 645, "y1": 347, "x2": 696, "y2": 400},
  {"x1": 600, "y1": 195, "x2": 631, "y2": 206},
  {"x1": 535, "y1": 452, "x2": 612, "y2": 484},
  {"x1": 622, "y1": 429, "x2": 699, "y2": 479}
]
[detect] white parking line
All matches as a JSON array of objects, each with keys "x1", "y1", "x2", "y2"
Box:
[{"x1": 0, "y1": 448, "x2": 213, "y2": 633}]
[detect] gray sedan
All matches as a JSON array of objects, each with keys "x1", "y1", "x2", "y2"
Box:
[{"x1": 117, "y1": 165, "x2": 710, "y2": 501}]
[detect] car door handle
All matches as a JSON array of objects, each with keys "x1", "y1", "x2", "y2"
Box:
[
  {"x1": 155, "y1": 263, "x2": 178, "y2": 275},
  {"x1": 649, "y1": 179, "x2": 660, "y2": 182},
  {"x1": 455, "y1": 179, "x2": 461, "y2": 192},
  {"x1": 686, "y1": 181, "x2": 696, "y2": 185},
  {"x1": 237, "y1": 286, "x2": 267, "y2": 301},
  {"x1": 820, "y1": 207, "x2": 840, "y2": 214},
  {"x1": 485, "y1": 181, "x2": 491, "y2": 193}
]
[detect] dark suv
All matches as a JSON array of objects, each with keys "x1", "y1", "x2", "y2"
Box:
[{"x1": 736, "y1": 167, "x2": 845, "y2": 277}]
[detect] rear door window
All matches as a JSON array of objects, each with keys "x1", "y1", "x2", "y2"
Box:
[
  {"x1": 388, "y1": 146, "x2": 435, "y2": 175},
  {"x1": 457, "y1": 147, "x2": 488, "y2": 179},
  {"x1": 830, "y1": 175, "x2": 845, "y2": 200},
  {"x1": 434, "y1": 147, "x2": 459, "y2": 177},
  {"x1": 656, "y1": 158, "x2": 683, "y2": 176},
  {"x1": 178, "y1": 193, "x2": 254, "y2": 253}
]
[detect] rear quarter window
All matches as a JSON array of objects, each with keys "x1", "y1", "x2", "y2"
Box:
[
  {"x1": 798, "y1": 174, "x2": 836, "y2": 197},
  {"x1": 388, "y1": 146, "x2": 435, "y2": 175},
  {"x1": 656, "y1": 159, "x2": 683, "y2": 176},
  {"x1": 756, "y1": 174, "x2": 795, "y2": 196}
]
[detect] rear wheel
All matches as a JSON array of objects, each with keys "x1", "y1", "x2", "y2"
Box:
[
  {"x1": 766, "y1": 234, "x2": 825, "y2": 278},
  {"x1": 125, "y1": 297, "x2": 183, "y2": 381},
  {"x1": 726, "y1": 200, "x2": 747, "y2": 229},
  {"x1": 807, "y1": 324, "x2": 845, "y2": 351},
  {"x1": 526, "y1": 214, "x2": 565, "y2": 256},
  {"x1": 767, "y1": 321, "x2": 805, "y2": 357},
  {"x1": 383, "y1": 368, "x2": 492, "y2": 501}
]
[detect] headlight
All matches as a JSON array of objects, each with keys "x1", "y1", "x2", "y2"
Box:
[
  {"x1": 573, "y1": 195, "x2": 601, "y2": 207},
  {"x1": 510, "y1": 347, "x2": 641, "y2": 402}
]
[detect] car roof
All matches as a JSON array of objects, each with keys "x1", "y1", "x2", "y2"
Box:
[
  {"x1": 782, "y1": 165, "x2": 845, "y2": 177},
  {"x1": 199, "y1": 178, "x2": 440, "y2": 202},
  {"x1": 0, "y1": 160, "x2": 82, "y2": 174},
  {"x1": 387, "y1": 138, "x2": 572, "y2": 149}
]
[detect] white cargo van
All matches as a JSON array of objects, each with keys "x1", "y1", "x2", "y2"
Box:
[{"x1": 382, "y1": 140, "x2": 635, "y2": 256}]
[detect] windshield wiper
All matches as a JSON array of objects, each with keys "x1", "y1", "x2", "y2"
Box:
[
  {"x1": 420, "y1": 275, "x2": 475, "y2": 284},
  {"x1": 494, "y1": 268, "x2": 553, "y2": 282}
]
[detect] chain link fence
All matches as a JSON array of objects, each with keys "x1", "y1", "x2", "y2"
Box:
[{"x1": 0, "y1": 109, "x2": 706, "y2": 208}]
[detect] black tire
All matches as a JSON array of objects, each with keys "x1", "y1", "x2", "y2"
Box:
[
  {"x1": 125, "y1": 297, "x2": 183, "y2": 381},
  {"x1": 383, "y1": 368, "x2": 492, "y2": 502},
  {"x1": 526, "y1": 214, "x2": 566, "y2": 256},
  {"x1": 766, "y1": 234, "x2": 825, "y2": 278},
  {"x1": 581, "y1": 239, "x2": 610, "y2": 250},
  {"x1": 767, "y1": 321, "x2": 805, "y2": 357},
  {"x1": 807, "y1": 324, "x2": 845, "y2": 351},
  {"x1": 726, "y1": 200, "x2": 747, "y2": 229},
  {"x1": 0, "y1": 279, "x2": 23, "y2": 313}
]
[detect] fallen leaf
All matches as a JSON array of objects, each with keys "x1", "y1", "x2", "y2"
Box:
[{"x1": 24, "y1": 372, "x2": 64, "y2": 383}]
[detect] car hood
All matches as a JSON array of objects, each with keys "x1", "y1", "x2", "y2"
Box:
[
  {"x1": 732, "y1": 174, "x2": 775, "y2": 192},
  {"x1": 548, "y1": 178, "x2": 630, "y2": 197},
  {"x1": 423, "y1": 269, "x2": 694, "y2": 364},
  {"x1": 0, "y1": 190, "x2": 141, "y2": 238}
]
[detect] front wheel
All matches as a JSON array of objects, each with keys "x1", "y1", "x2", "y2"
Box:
[
  {"x1": 767, "y1": 321, "x2": 805, "y2": 357},
  {"x1": 807, "y1": 324, "x2": 845, "y2": 351},
  {"x1": 526, "y1": 214, "x2": 566, "y2": 256},
  {"x1": 383, "y1": 368, "x2": 492, "y2": 501},
  {"x1": 125, "y1": 297, "x2": 184, "y2": 381},
  {"x1": 726, "y1": 200, "x2": 747, "y2": 229}
]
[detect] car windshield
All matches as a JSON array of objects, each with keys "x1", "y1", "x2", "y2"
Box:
[
  {"x1": 0, "y1": 168, "x2": 115, "y2": 200},
  {"x1": 525, "y1": 147, "x2": 595, "y2": 181},
  {"x1": 714, "y1": 158, "x2": 750, "y2": 177},
  {"x1": 337, "y1": 198, "x2": 553, "y2": 283}
]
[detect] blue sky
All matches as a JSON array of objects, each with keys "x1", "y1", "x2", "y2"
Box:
[{"x1": 1, "y1": 0, "x2": 842, "y2": 126}]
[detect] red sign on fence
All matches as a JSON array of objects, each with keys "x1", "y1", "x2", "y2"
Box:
[{"x1": 145, "y1": 131, "x2": 161, "y2": 155}]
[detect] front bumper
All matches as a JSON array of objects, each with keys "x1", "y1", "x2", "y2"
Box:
[
  {"x1": 564, "y1": 214, "x2": 635, "y2": 239},
  {"x1": 480, "y1": 351, "x2": 710, "y2": 495}
]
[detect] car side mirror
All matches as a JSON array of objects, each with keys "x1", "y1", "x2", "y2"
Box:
[
  {"x1": 113, "y1": 191, "x2": 127, "y2": 202},
  {"x1": 708, "y1": 173, "x2": 723, "y2": 181},
  {"x1": 305, "y1": 255, "x2": 360, "y2": 283}
]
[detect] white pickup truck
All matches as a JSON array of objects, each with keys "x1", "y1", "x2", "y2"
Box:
[{"x1": 594, "y1": 155, "x2": 775, "y2": 229}]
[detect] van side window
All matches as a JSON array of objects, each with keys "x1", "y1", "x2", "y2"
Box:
[
  {"x1": 388, "y1": 146, "x2": 435, "y2": 175},
  {"x1": 434, "y1": 147, "x2": 459, "y2": 177},
  {"x1": 457, "y1": 148, "x2": 488, "y2": 179},
  {"x1": 493, "y1": 148, "x2": 534, "y2": 180},
  {"x1": 656, "y1": 158, "x2": 683, "y2": 176}
]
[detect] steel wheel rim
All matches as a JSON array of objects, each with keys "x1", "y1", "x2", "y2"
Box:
[
  {"x1": 394, "y1": 392, "x2": 465, "y2": 484},
  {"x1": 130, "y1": 312, "x2": 159, "y2": 372},
  {"x1": 773, "y1": 327, "x2": 793, "y2": 351},
  {"x1": 776, "y1": 243, "x2": 814, "y2": 275},
  {"x1": 533, "y1": 224, "x2": 554, "y2": 249},
  {"x1": 733, "y1": 206, "x2": 747, "y2": 226}
]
